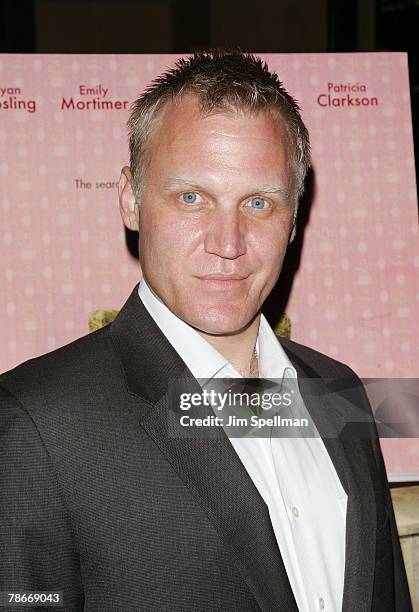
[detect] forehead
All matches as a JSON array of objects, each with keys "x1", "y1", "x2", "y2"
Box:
[
  {"x1": 146, "y1": 95, "x2": 290, "y2": 181},
  {"x1": 154, "y1": 94, "x2": 286, "y2": 143}
]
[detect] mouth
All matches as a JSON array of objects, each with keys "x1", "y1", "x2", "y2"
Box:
[{"x1": 195, "y1": 274, "x2": 249, "y2": 290}]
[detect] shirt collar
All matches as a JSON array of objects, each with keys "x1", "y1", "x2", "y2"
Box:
[
  {"x1": 258, "y1": 315, "x2": 298, "y2": 380},
  {"x1": 138, "y1": 277, "x2": 297, "y2": 384}
]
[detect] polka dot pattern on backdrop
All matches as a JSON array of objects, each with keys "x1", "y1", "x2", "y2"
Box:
[{"x1": 0, "y1": 52, "x2": 417, "y2": 478}]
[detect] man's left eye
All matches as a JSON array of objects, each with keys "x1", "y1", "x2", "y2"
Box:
[
  {"x1": 248, "y1": 197, "x2": 269, "y2": 210},
  {"x1": 180, "y1": 192, "x2": 200, "y2": 204}
]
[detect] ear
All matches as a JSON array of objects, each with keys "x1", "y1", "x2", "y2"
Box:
[{"x1": 118, "y1": 166, "x2": 139, "y2": 231}]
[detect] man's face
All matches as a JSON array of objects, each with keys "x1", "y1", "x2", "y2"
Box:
[{"x1": 136, "y1": 95, "x2": 295, "y2": 334}]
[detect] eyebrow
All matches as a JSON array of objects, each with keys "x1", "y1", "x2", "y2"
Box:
[
  {"x1": 163, "y1": 177, "x2": 290, "y2": 199},
  {"x1": 163, "y1": 178, "x2": 206, "y2": 191}
]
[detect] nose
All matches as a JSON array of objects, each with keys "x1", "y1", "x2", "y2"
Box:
[{"x1": 204, "y1": 208, "x2": 247, "y2": 259}]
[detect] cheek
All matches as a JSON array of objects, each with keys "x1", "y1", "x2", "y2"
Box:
[
  {"x1": 249, "y1": 226, "x2": 290, "y2": 271},
  {"x1": 139, "y1": 210, "x2": 202, "y2": 264}
]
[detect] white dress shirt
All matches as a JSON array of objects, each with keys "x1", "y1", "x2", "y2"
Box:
[{"x1": 138, "y1": 278, "x2": 347, "y2": 612}]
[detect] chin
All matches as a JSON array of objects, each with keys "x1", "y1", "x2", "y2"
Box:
[
  {"x1": 196, "y1": 323, "x2": 242, "y2": 336},
  {"x1": 188, "y1": 306, "x2": 255, "y2": 336}
]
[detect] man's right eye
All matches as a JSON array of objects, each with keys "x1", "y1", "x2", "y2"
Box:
[{"x1": 180, "y1": 192, "x2": 199, "y2": 204}]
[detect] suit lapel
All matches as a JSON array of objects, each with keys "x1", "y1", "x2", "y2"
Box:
[
  {"x1": 111, "y1": 285, "x2": 298, "y2": 611},
  {"x1": 280, "y1": 342, "x2": 376, "y2": 612},
  {"x1": 141, "y1": 381, "x2": 298, "y2": 611}
]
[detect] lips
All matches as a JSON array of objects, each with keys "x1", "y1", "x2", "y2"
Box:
[
  {"x1": 195, "y1": 273, "x2": 248, "y2": 290},
  {"x1": 197, "y1": 274, "x2": 248, "y2": 281}
]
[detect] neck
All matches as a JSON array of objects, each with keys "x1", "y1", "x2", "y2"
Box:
[{"x1": 196, "y1": 314, "x2": 261, "y2": 377}]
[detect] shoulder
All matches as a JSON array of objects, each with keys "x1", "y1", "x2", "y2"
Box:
[
  {"x1": 277, "y1": 335, "x2": 359, "y2": 381},
  {"x1": 278, "y1": 335, "x2": 378, "y2": 429},
  {"x1": 278, "y1": 338, "x2": 355, "y2": 375},
  {"x1": 0, "y1": 324, "x2": 117, "y2": 414},
  {"x1": 1, "y1": 324, "x2": 112, "y2": 381}
]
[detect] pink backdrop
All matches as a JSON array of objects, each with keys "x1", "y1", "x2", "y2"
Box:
[{"x1": 1, "y1": 53, "x2": 418, "y2": 480}]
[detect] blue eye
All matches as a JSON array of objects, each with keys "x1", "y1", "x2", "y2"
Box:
[
  {"x1": 181, "y1": 192, "x2": 198, "y2": 204},
  {"x1": 250, "y1": 197, "x2": 268, "y2": 209}
]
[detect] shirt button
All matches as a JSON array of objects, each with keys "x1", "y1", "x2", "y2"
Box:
[
  {"x1": 291, "y1": 506, "x2": 299, "y2": 519},
  {"x1": 319, "y1": 597, "x2": 325, "y2": 609}
]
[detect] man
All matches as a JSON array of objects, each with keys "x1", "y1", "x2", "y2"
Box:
[{"x1": 0, "y1": 51, "x2": 411, "y2": 611}]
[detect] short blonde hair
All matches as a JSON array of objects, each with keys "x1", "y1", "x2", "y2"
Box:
[{"x1": 128, "y1": 49, "x2": 311, "y2": 211}]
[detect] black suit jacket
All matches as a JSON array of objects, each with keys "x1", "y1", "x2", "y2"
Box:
[{"x1": 0, "y1": 284, "x2": 412, "y2": 611}]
